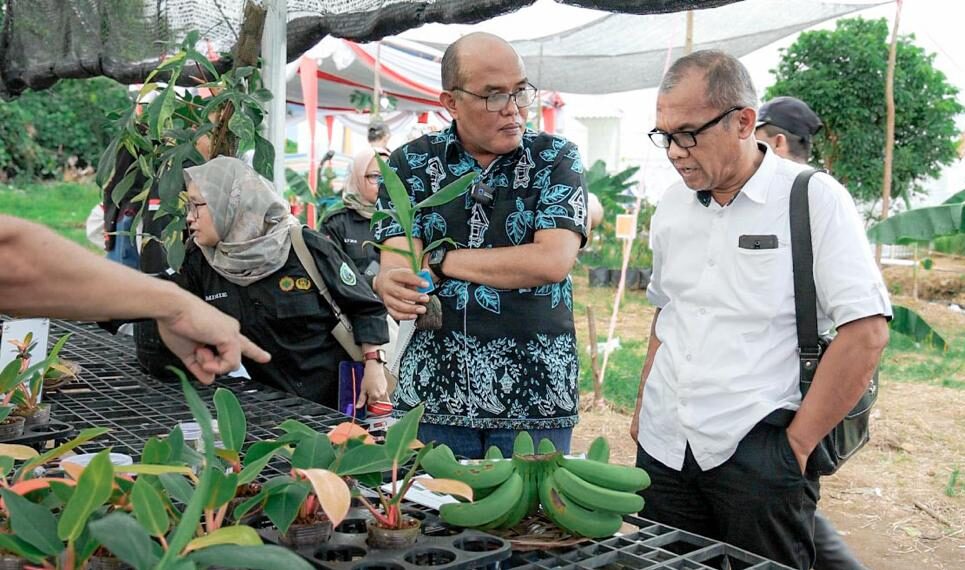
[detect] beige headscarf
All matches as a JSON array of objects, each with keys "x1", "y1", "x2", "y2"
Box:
[
  {"x1": 342, "y1": 147, "x2": 380, "y2": 219},
  {"x1": 184, "y1": 156, "x2": 299, "y2": 286}
]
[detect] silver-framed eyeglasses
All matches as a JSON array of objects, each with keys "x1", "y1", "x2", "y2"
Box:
[
  {"x1": 452, "y1": 83, "x2": 539, "y2": 112},
  {"x1": 648, "y1": 106, "x2": 743, "y2": 149}
]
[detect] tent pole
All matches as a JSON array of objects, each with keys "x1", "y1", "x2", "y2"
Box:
[
  {"x1": 373, "y1": 41, "x2": 383, "y2": 118},
  {"x1": 685, "y1": 11, "x2": 694, "y2": 54},
  {"x1": 535, "y1": 43, "x2": 544, "y2": 131},
  {"x1": 262, "y1": 0, "x2": 288, "y2": 195}
]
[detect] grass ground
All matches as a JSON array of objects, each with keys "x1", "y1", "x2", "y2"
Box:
[{"x1": 0, "y1": 181, "x2": 101, "y2": 250}]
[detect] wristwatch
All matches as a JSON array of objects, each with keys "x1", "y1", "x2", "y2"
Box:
[
  {"x1": 363, "y1": 349, "x2": 387, "y2": 364},
  {"x1": 428, "y1": 248, "x2": 448, "y2": 280}
]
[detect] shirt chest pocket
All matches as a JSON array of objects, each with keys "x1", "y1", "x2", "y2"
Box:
[
  {"x1": 732, "y1": 245, "x2": 791, "y2": 321},
  {"x1": 258, "y1": 291, "x2": 327, "y2": 342}
]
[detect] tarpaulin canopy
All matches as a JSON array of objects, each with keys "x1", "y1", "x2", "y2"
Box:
[
  {"x1": 423, "y1": 0, "x2": 887, "y2": 94},
  {"x1": 0, "y1": 0, "x2": 739, "y2": 97},
  {"x1": 286, "y1": 36, "x2": 443, "y2": 112}
]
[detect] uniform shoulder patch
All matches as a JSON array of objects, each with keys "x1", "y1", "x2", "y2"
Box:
[{"x1": 339, "y1": 262, "x2": 358, "y2": 286}]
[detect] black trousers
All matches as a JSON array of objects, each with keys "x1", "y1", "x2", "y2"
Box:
[
  {"x1": 636, "y1": 417, "x2": 820, "y2": 570},
  {"x1": 814, "y1": 511, "x2": 867, "y2": 570}
]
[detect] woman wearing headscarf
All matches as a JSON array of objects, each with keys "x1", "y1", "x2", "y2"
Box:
[
  {"x1": 321, "y1": 147, "x2": 387, "y2": 285},
  {"x1": 178, "y1": 156, "x2": 389, "y2": 408}
]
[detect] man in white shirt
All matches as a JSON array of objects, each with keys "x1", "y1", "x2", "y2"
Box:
[{"x1": 631, "y1": 50, "x2": 891, "y2": 570}]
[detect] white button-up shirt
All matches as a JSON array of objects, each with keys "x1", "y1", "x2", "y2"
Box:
[{"x1": 639, "y1": 145, "x2": 892, "y2": 471}]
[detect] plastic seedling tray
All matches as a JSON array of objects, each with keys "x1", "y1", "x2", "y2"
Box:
[
  {"x1": 253, "y1": 504, "x2": 511, "y2": 570},
  {"x1": 0, "y1": 419, "x2": 74, "y2": 448},
  {"x1": 31, "y1": 320, "x2": 349, "y2": 476},
  {"x1": 508, "y1": 516, "x2": 794, "y2": 570}
]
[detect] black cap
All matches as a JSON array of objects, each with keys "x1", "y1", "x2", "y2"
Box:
[{"x1": 756, "y1": 97, "x2": 823, "y2": 140}]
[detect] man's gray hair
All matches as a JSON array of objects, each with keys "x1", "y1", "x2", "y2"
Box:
[{"x1": 660, "y1": 50, "x2": 758, "y2": 111}]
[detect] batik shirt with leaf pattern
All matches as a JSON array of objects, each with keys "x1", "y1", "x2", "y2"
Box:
[{"x1": 375, "y1": 122, "x2": 588, "y2": 429}]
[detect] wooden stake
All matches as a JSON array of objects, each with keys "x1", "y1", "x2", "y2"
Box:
[{"x1": 587, "y1": 306, "x2": 603, "y2": 408}]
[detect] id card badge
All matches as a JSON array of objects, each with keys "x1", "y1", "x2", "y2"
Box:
[{"x1": 337, "y1": 361, "x2": 366, "y2": 419}]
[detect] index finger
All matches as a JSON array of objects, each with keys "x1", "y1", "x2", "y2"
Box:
[{"x1": 239, "y1": 335, "x2": 271, "y2": 364}]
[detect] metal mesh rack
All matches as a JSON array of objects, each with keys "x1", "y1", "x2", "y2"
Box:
[
  {"x1": 507, "y1": 516, "x2": 793, "y2": 569},
  {"x1": 44, "y1": 321, "x2": 348, "y2": 474}
]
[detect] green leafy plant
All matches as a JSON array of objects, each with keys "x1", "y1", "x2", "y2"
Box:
[
  {"x1": 96, "y1": 30, "x2": 274, "y2": 270},
  {"x1": 0, "y1": 333, "x2": 72, "y2": 420},
  {"x1": 369, "y1": 156, "x2": 475, "y2": 275},
  {"x1": 86, "y1": 370, "x2": 312, "y2": 570}
]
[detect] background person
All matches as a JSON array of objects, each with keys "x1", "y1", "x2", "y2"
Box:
[
  {"x1": 632, "y1": 50, "x2": 890, "y2": 569},
  {"x1": 322, "y1": 147, "x2": 388, "y2": 286},
  {"x1": 177, "y1": 156, "x2": 390, "y2": 408},
  {"x1": 368, "y1": 119, "x2": 392, "y2": 156},
  {"x1": 0, "y1": 215, "x2": 269, "y2": 383},
  {"x1": 755, "y1": 95, "x2": 868, "y2": 570},
  {"x1": 374, "y1": 32, "x2": 587, "y2": 458}
]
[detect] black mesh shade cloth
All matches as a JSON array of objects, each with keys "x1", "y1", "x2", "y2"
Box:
[{"x1": 0, "y1": 0, "x2": 741, "y2": 97}]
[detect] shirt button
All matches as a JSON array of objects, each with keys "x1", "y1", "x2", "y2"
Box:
[
  {"x1": 699, "y1": 308, "x2": 707, "y2": 315},
  {"x1": 685, "y1": 354, "x2": 693, "y2": 362},
  {"x1": 708, "y1": 259, "x2": 716, "y2": 267}
]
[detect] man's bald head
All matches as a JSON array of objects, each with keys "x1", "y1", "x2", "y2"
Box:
[{"x1": 441, "y1": 32, "x2": 521, "y2": 90}]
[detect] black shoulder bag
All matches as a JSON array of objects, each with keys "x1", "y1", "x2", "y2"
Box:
[{"x1": 790, "y1": 169, "x2": 878, "y2": 477}]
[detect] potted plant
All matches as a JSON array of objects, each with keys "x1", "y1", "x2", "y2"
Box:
[
  {"x1": 87, "y1": 371, "x2": 314, "y2": 570},
  {"x1": 336, "y1": 403, "x2": 472, "y2": 549},
  {"x1": 0, "y1": 333, "x2": 73, "y2": 430},
  {"x1": 368, "y1": 157, "x2": 476, "y2": 329}
]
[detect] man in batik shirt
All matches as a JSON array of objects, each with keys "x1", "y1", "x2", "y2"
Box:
[{"x1": 374, "y1": 32, "x2": 588, "y2": 458}]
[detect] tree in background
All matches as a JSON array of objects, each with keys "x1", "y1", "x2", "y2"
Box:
[{"x1": 767, "y1": 17, "x2": 962, "y2": 210}]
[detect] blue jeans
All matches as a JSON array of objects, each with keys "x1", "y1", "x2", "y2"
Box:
[{"x1": 417, "y1": 424, "x2": 572, "y2": 459}]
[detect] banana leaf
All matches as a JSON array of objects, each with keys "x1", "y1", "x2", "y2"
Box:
[
  {"x1": 890, "y1": 305, "x2": 947, "y2": 351},
  {"x1": 942, "y1": 189, "x2": 965, "y2": 204},
  {"x1": 867, "y1": 203, "x2": 965, "y2": 245}
]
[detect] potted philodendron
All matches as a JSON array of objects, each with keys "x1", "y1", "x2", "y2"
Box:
[
  {"x1": 368, "y1": 157, "x2": 476, "y2": 330},
  {"x1": 87, "y1": 371, "x2": 314, "y2": 570},
  {"x1": 337, "y1": 403, "x2": 472, "y2": 549},
  {"x1": 231, "y1": 422, "x2": 351, "y2": 547},
  {"x1": 0, "y1": 334, "x2": 73, "y2": 431}
]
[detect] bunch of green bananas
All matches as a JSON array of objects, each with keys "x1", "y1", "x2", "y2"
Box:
[{"x1": 420, "y1": 433, "x2": 650, "y2": 538}]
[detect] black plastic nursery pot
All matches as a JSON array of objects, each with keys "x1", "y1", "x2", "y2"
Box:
[
  {"x1": 587, "y1": 267, "x2": 610, "y2": 288},
  {"x1": 255, "y1": 506, "x2": 511, "y2": 570},
  {"x1": 0, "y1": 416, "x2": 25, "y2": 441},
  {"x1": 15, "y1": 402, "x2": 52, "y2": 428}
]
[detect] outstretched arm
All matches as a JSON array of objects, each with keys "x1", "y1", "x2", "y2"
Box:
[{"x1": 0, "y1": 215, "x2": 270, "y2": 383}]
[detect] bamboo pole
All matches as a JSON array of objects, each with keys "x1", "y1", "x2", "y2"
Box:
[{"x1": 877, "y1": 0, "x2": 903, "y2": 265}]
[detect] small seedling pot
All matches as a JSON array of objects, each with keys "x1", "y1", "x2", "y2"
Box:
[
  {"x1": 0, "y1": 554, "x2": 25, "y2": 570},
  {"x1": 0, "y1": 416, "x2": 25, "y2": 441},
  {"x1": 366, "y1": 516, "x2": 421, "y2": 550},
  {"x1": 415, "y1": 295, "x2": 443, "y2": 331},
  {"x1": 280, "y1": 517, "x2": 333, "y2": 547},
  {"x1": 86, "y1": 555, "x2": 133, "y2": 570},
  {"x1": 15, "y1": 402, "x2": 51, "y2": 428}
]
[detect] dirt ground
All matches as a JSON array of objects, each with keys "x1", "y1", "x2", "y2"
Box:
[{"x1": 570, "y1": 260, "x2": 965, "y2": 568}]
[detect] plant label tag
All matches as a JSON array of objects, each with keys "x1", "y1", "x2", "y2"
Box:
[
  {"x1": 615, "y1": 214, "x2": 637, "y2": 240},
  {"x1": 0, "y1": 319, "x2": 50, "y2": 399}
]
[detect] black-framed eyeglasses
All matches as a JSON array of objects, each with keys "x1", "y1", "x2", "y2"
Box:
[
  {"x1": 364, "y1": 173, "x2": 383, "y2": 184},
  {"x1": 452, "y1": 83, "x2": 538, "y2": 112},
  {"x1": 187, "y1": 201, "x2": 207, "y2": 216},
  {"x1": 648, "y1": 106, "x2": 743, "y2": 149}
]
